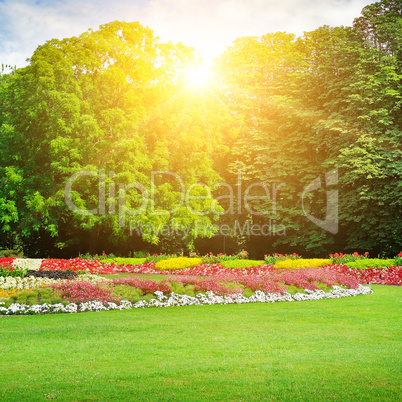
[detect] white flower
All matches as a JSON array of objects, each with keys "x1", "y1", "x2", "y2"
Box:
[
  {"x1": 12, "y1": 258, "x2": 43, "y2": 271},
  {"x1": 0, "y1": 285, "x2": 372, "y2": 315},
  {"x1": 0, "y1": 276, "x2": 60, "y2": 290}
]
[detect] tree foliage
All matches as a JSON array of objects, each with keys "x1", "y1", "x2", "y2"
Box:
[
  {"x1": 0, "y1": 22, "x2": 228, "y2": 255},
  {"x1": 0, "y1": 1, "x2": 401, "y2": 257}
]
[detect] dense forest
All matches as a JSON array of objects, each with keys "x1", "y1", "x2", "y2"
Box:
[{"x1": 0, "y1": 0, "x2": 401, "y2": 258}]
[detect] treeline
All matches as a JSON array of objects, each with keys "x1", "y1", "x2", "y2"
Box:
[{"x1": 0, "y1": 0, "x2": 401, "y2": 258}]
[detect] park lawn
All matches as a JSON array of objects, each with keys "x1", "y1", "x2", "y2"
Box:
[{"x1": 0, "y1": 285, "x2": 400, "y2": 401}]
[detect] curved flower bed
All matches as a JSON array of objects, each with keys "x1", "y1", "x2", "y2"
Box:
[
  {"x1": 0, "y1": 265, "x2": 373, "y2": 316},
  {"x1": 0, "y1": 256, "x2": 399, "y2": 316},
  {"x1": 1, "y1": 257, "x2": 401, "y2": 285},
  {"x1": 2, "y1": 257, "x2": 401, "y2": 285},
  {"x1": 0, "y1": 285, "x2": 373, "y2": 315}
]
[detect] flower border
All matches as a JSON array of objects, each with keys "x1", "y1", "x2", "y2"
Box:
[{"x1": 0, "y1": 285, "x2": 372, "y2": 315}]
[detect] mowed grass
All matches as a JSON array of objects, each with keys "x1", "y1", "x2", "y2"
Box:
[{"x1": 0, "y1": 285, "x2": 400, "y2": 401}]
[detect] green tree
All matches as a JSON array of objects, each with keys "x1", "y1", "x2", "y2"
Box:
[
  {"x1": 0, "y1": 21, "x2": 225, "y2": 256},
  {"x1": 214, "y1": 14, "x2": 401, "y2": 255}
]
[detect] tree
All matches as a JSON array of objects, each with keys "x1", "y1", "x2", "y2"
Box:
[
  {"x1": 0, "y1": 21, "x2": 226, "y2": 256},
  {"x1": 213, "y1": 17, "x2": 401, "y2": 255},
  {"x1": 1, "y1": 2, "x2": 401, "y2": 257},
  {"x1": 353, "y1": 0, "x2": 402, "y2": 67}
]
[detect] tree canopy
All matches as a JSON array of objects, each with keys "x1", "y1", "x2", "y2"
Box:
[{"x1": 0, "y1": 0, "x2": 401, "y2": 257}]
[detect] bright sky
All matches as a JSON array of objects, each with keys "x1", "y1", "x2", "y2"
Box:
[{"x1": 0, "y1": 0, "x2": 374, "y2": 69}]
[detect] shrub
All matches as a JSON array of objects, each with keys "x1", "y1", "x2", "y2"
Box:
[
  {"x1": 329, "y1": 252, "x2": 369, "y2": 264},
  {"x1": 169, "y1": 282, "x2": 195, "y2": 296},
  {"x1": 145, "y1": 253, "x2": 178, "y2": 263},
  {"x1": 79, "y1": 252, "x2": 116, "y2": 260},
  {"x1": 201, "y1": 253, "x2": 239, "y2": 264},
  {"x1": 0, "y1": 248, "x2": 23, "y2": 258},
  {"x1": 264, "y1": 253, "x2": 300, "y2": 264},
  {"x1": 14, "y1": 290, "x2": 35, "y2": 304},
  {"x1": 221, "y1": 260, "x2": 265, "y2": 269},
  {"x1": 237, "y1": 250, "x2": 249, "y2": 259},
  {"x1": 274, "y1": 259, "x2": 332, "y2": 269},
  {"x1": 345, "y1": 259, "x2": 396, "y2": 269},
  {"x1": 5, "y1": 287, "x2": 58, "y2": 305},
  {"x1": 22, "y1": 288, "x2": 55, "y2": 305},
  {"x1": 0, "y1": 265, "x2": 27, "y2": 278},
  {"x1": 112, "y1": 285, "x2": 143, "y2": 303},
  {"x1": 394, "y1": 252, "x2": 402, "y2": 266},
  {"x1": 155, "y1": 257, "x2": 203, "y2": 270}
]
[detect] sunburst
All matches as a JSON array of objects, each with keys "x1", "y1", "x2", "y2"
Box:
[{"x1": 186, "y1": 62, "x2": 212, "y2": 88}]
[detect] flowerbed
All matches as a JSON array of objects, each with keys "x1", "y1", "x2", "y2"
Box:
[
  {"x1": 274, "y1": 259, "x2": 332, "y2": 269},
  {"x1": 221, "y1": 259, "x2": 266, "y2": 269},
  {"x1": 0, "y1": 263, "x2": 375, "y2": 315},
  {"x1": 0, "y1": 258, "x2": 15, "y2": 268},
  {"x1": 155, "y1": 257, "x2": 203, "y2": 270},
  {"x1": 1, "y1": 257, "x2": 401, "y2": 286},
  {"x1": 344, "y1": 259, "x2": 396, "y2": 269},
  {"x1": 11, "y1": 258, "x2": 42, "y2": 271},
  {"x1": 331, "y1": 265, "x2": 402, "y2": 286},
  {"x1": 1, "y1": 268, "x2": 361, "y2": 299},
  {"x1": 0, "y1": 254, "x2": 400, "y2": 316},
  {"x1": 0, "y1": 273, "x2": 107, "y2": 290},
  {"x1": 39, "y1": 258, "x2": 116, "y2": 274},
  {"x1": 0, "y1": 285, "x2": 373, "y2": 315}
]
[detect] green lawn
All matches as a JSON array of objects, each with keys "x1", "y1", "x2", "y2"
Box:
[{"x1": 0, "y1": 285, "x2": 400, "y2": 401}]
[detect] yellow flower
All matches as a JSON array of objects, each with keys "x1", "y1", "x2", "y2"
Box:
[
  {"x1": 274, "y1": 259, "x2": 332, "y2": 269},
  {"x1": 155, "y1": 257, "x2": 203, "y2": 270}
]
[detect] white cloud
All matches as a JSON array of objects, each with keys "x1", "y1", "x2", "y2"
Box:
[
  {"x1": 0, "y1": 0, "x2": 145, "y2": 67},
  {"x1": 143, "y1": 0, "x2": 374, "y2": 63},
  {"x1": 0, "y1": 0, "x2": 374, "y2": 69}
]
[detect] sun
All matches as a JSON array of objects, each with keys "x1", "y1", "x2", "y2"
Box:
[{"x1": 186, "y1": 63, "x2": 211, "y2": 87}]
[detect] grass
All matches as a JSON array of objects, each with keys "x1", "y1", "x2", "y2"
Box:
[{"x1": 0, "y1": 285, "x2": 400, "y2": 401}]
